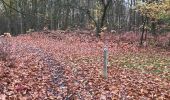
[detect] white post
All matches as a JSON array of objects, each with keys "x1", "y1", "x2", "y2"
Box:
[{"x1": 103, "y1": 47, "x2": 108, "y2": 79}]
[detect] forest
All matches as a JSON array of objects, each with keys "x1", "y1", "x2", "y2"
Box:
[{"x1": 0, "y1": 0, "x2": 170, "y2": 99}]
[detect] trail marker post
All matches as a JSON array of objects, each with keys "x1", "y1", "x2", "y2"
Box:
[{"x1": 103, "y1": 47, "x2": 108, "y2": 79}]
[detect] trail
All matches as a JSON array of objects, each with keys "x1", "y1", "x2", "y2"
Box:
[{"x1": 0, "y1": 31, "x2": 170, "y2": 99}]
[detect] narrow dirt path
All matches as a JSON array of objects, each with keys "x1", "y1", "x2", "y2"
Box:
[{"x1": 0, "y1": 36, "x2": 71, "y2": 99}]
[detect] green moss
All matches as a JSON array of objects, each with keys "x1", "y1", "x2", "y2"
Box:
[{"x1": 110, "y1": 52, "x2": 170, "y2": 80}]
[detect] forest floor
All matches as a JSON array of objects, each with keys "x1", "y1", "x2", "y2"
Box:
[{"x1": 0, "y1": 30, "x2": 170, "y2": 99}]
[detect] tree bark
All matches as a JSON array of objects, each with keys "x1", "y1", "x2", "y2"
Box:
[{"x1": 140, "y1": 16, "x2": 146, "y2": 46}]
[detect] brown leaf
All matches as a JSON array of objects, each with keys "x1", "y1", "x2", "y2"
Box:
[{"x1": 0, "y1": 94, "x2": 6, "y2": 100}]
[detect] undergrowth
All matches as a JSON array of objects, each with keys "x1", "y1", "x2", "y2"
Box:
[{"x1": 110, "y1": 52, "x2": 170, "y2": 80}]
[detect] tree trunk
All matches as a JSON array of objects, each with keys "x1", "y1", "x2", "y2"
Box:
[
  {"x1": 140, "y1": 16, "x2": 146, "y2": 46},
  {"x1": 151, "y1": 19, "x2": 156, "y2": 35}
]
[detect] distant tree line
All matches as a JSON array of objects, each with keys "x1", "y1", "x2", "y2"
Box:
[{"x1": 0, "y1": 0, "x2": 169, "y2": 36}]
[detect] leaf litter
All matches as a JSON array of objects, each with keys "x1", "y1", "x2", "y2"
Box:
[{"x1": 0, "y1": 31, "x2": 169, "y2": 99}]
